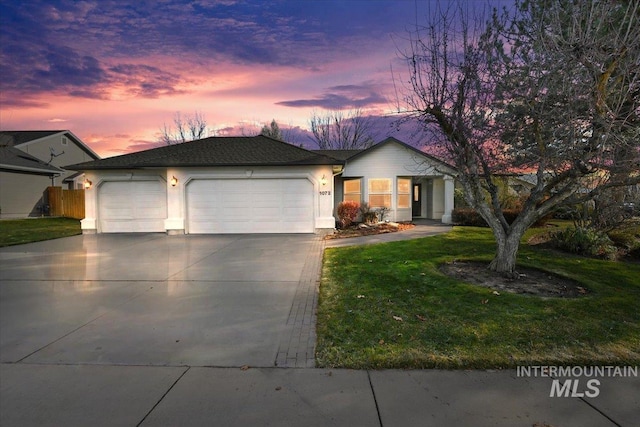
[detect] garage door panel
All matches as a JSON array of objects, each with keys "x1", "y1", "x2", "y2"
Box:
[
  {"x1": 187, "y1": 178, "x2": 314, "y2": 234},
  {"x1": 220, "y1": 208, "x2": 251, "y2": 220},
  {"x1": 99, "y1": 181, "x2": 167, "y2": 233}
]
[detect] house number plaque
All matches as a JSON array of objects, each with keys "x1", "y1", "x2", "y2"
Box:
[{"x1": 319, "y1": 190, "x2": 331, "y2": 196}]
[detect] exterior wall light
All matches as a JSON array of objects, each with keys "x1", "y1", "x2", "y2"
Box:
[
  {"x1": 320, "y1": 174, "x2": 327, "y2": 186},
  {"x1": 170, "y1": 176, "x2": 178, "y2": 187},
  {"x1": 84, "y1": 179, "x2": 92, "y2": 189}
]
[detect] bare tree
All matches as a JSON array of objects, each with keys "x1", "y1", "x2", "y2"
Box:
[
  {"x1": 261, "y1": 119, "x2": 284, "y2": 140},
  {"x1": 400, "y1": 0, "x2": 640, "y2": 276},
  {"x1": 159, "y1": 111, "x2": 212, "y2": 144},
  {"x1": 309, "y1": 108, "x2": 375, "y2": 149}
]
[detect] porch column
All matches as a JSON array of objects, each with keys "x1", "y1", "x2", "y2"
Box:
[
  {"x1": 441, "y1": 175, "x2": 455, "y2": 224},
  {"x1": 164, "y1": 169, "x2": 185, "y2": 234},
  {"x1": 80, "y1": 172, "x2": 97, "y2": 234}
]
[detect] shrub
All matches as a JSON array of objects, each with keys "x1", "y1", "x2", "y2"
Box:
[
  {"x1": 454, "y1": 188, "x2": 469, "y2": 209},
  {"x1": 337, "y1": 200, "x2": 360, "y2": 228},
  {"x1": 451, "y1": 209, "x2": 549, "y2": 227},
  {"x1": 452, "y1": 209, "x2": 487, "y2": 226},
  {"x1": 608, "y1": 224, "x2": 640, "y2": 260},
  {"x1": 359, "y1": 202, "x2": 378, "y2": 224},
  {"x1": 452, "y1": 208, "x2": 550, "y2": 227},
  {"x1": 377, "y1": 206, "x2": 390, "y2": 222},
  {"x1": 553, "y1": 204, "x2": 581, "y2": 220},
  {"x1": 608, "y1": 230, "x2": 640, "y2": 251},
  {"x1": 551, "y1": 227, "x2": 617, "y2": 259}
]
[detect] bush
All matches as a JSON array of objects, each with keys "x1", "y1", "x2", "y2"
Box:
[
  {"x1": 551, "y1": 227, "x2": 617, "y2": 259},
  {"x1": 452, "y1": 208, "x2": 550, "y2": 227},
  {"x1": 337, "y1": 200, "x2": 360, "y2": 228},
  {"x1": 608, "y1": 224, "x2": 640, "y2": 260},
  {"x1": 454, "y1": 188, "x2": 469, "y2": 209},
  {"x1": 553, "y1": 204, "x2": 582, "y2": 220},
  {"x1": 377, "y1": 206, "x2": 390, "y2": 222},
  {"x1": 359, "y1": 202, "x2": 378, "y2": 224},
  {"x1": 608, "y1": 230, "x2": 640, "y2": 252},
  {"x1": 452, "y1": 209, "x2": 487, "y2": 227}
]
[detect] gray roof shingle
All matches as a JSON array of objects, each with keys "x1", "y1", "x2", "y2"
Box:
[
  {"x1": 0, "y1": 130, "x2": 67, "y2": 146},
  {"x1": 66, "y1": 135, "x2": 343, "y2": 170},
  {"x1": 311, "y1": 149, "x2": 364, "y2": 161},
  {"x1": 0, "y1": 130, "x2": 100, "y2": 160},
  {"x1": 0, "y1": 146, "x2": 64, "y2": 175}
]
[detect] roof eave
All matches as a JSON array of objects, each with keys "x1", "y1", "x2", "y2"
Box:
[
  {"x1": 11, "y1": 130, "x2": 100, "y2": 160},
  {"x1": 68, "y1": 160, "x2": 345, "y2": 171},
  {"x1": 0, "y1": 164, "x2": 63, "y2": 175}
]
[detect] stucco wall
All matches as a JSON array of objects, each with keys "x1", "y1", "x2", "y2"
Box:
[{"x1": 82, "y1": 165, "x2": 335, "y2": 234}]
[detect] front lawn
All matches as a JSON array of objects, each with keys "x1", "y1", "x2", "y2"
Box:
[
  {"x1": 0, "y1": 218, "x2": 82, "y2": 247},
  {"x1": 316, "y1": 226, "x2": 640, "y2": 369}
]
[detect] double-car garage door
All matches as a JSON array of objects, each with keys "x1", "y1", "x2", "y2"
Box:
[
  {"x1": 98, "y1": 178, "x2": 314, "y2": 234},
  {"x1": 187, "y1": 178, "x2": 314, "y2": 234}
]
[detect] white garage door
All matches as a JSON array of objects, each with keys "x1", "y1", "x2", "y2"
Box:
[
  {"x1": 99, "y1": 181, "x2": 167, "y2": 232},
  {"x1": 187, "y1": 178, "x2": 314, "y2": 234}
]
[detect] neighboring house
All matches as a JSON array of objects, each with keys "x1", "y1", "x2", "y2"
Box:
[
  {"x1": 0, "y1": 130, "x2": 100, "y2": 218},
  {"x1": 66, "y1": 135, "x2": 456, "y2": 235}
]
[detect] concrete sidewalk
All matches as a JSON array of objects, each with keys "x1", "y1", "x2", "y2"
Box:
[
  {"x1": 324, "y1": 219, "x2": 452, "y2": 248},
  {"x1": 1, "y1": 364, "x2": 637, "y2": 426},
  {"x1": 2, "y1": 228, "x2": 638, "y2": 426}
]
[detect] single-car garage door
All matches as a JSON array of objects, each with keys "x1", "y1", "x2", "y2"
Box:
[
  {"x1": 98, "y1": 181, "x2": 167, "y2": 232},
  {"x1": 187, "y1": 178, "x2": 314, "y2": 234}
]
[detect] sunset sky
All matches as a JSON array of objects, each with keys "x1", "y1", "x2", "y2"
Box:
[{"x1": 1, "y1": 1, "x2": 501, "y2": 158}]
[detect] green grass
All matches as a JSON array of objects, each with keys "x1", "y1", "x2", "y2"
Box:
[
  {"x1": 316, "y1": 225, "x2": 640, "y2": 369},
  {"x1": 0, "y1": 218, "x2": 82, "y2": 247}
]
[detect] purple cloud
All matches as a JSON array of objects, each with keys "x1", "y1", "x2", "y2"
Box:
[
  {"x1": 277, "y1": 84, "x2": 388, "y2": 110},
  {"x1": 109, "y1": 64, "x2": 186, "y2": 98},
  {"x1": 0, "y1": 0, "x2": 419, "y2": 102}
]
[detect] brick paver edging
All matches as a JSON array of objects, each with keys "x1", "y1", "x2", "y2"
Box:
[{"x1": 275, "y1": 236, "x2": 325, "y2": 368}]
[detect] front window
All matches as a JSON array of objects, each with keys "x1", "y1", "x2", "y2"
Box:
[
  {"x1": 368, "y1": 178, "x2": 391, "y2": 208},
  {"x1": 397, "y1": 178, "x2": 411, "y2": 209},
  {"x1": 343, "y1": 179, "x2": 361, "y2": 203}
]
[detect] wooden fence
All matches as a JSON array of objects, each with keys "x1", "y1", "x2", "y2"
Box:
[{"x1": 46, "y1": 187, "x2": 85, "y2": 219}]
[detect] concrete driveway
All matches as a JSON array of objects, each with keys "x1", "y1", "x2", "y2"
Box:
[
  {"x1": 3, "y1": 230, "x2": 636, "y2": 427},
  {"x1": 0, "y1": 233, "x2": 319, "y2": 368}
]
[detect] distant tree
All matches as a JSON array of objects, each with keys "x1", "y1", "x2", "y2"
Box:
[
  {"x1": 261, "y1": 119, "x2": 284, "y2": 140},
  {"x1": 159, "y1": 111, "x2": 212, "y2": 144},
  {"x1": 400, "y1": 0, "x2": 640, "y2": 276},
  {"x1": 309, "y1": 108, "x2": 375, "y2": 149}
]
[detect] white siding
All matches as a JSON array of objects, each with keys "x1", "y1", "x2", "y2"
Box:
[
  {"x1": 0, "y1": 171, "x2": 52, "y2": 218},
  {"x1": 342, "y1": 142, "x2": 437, "y2": 222},
  {"x1": 343, "y1": 142, "x2": 429, "y2": 177},
  {"x1": 432, "y1": 178, "x2": 445, "y2": 220}
]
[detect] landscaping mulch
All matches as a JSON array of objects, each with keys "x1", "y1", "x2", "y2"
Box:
[{"x1": 324, "y1": 222, "x2": 415, "y2": 240}]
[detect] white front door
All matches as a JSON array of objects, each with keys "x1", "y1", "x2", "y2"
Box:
[{"x1": 187, "y1": 178, "x2": 314, "y2": 234}]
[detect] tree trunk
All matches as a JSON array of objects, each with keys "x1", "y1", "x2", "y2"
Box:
[{"x1": 488, "y1": 229, "x2": 523, "y2": 278}]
